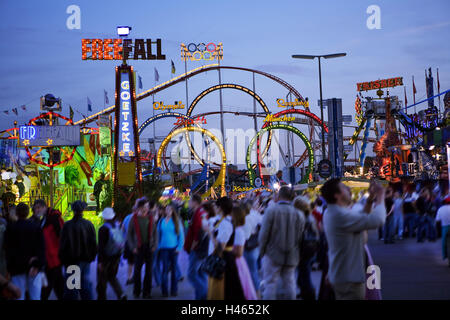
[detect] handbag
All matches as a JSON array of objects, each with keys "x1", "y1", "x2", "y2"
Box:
[
  {"x1": 200, "y1": 247, "x2": 226, "y2": 279},
  {"x1": 200, "y1": 253, "x2": 226, "y2": 279}
]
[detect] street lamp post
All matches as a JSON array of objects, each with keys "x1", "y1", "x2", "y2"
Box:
[{"x1": 292, "y1": 53, "x2": 346, "y2": 160}]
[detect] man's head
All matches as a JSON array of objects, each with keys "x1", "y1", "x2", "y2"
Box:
[
  {"x1": 215, "y1": 196, "x2": 233, "y2": 216},
  {"x1": 33, "y1": 199, "x2": 47, "y2": 217},
  {"x1": 189, "y1": 194, "x2": 202, "y2": 211},
  {"x1": 321, "y1": 178, "x2": 352, "y2": 207},
  {"x1": 71, "y1": 200, "x2": 87, "y2": 216},
  {"x1": 16, "y1": 203, "x2": 29, "y2": 220},
  {"x1": 276, "y1": 170, "x2": 283, "y2": 179},
  {"x1": 30, "y1": 171, "x2": 36, "y2": 177},
  {"x1": 277, "y1": 185, "x2": 294, "y2": 202}
]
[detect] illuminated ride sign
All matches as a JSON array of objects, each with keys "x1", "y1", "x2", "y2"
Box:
[
  {"x1": 117, "y1": 72, "x2": 135, "y2": 157},
  {"x1": 276, "y1": 98, "x2": 309, "y2": 108},
  {"x1": 82, "y1": 38, "x2": 166, "y2": 60},
  {"x1": 263, "y1": 114, "x2": 296, "y2": 123},
  {"x1": 181, "y1": 42, "x2": 223, "y2": 61},
  {"x1": 153, "y1": 101, "x2": 185, "y2": 111},
  {"x1": 357, "y1": 77, "x2": 403, "y2": 91},
  {"x1": 173, "y1": 116, "x2": 206, "y2": 126},
  {"x1": 19, "y1": 125, "x2": 81, "y2": 147},
  {"x1": 113, "y1": 65, "x2": 143, "y2": 190}
]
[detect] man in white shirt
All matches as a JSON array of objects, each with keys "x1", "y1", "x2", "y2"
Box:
[
  {"x1": 435, "y1": 195, "x2": 450, "y2": 264},
  {"x1": 322, "y1": 179, "x2": 386, "y2": 300}
]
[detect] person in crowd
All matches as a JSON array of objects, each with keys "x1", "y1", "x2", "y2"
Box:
[
  {"x1": 14, "y1": 176, "x2": 25, "y2": 199},
  {"x1": 59, "y1": 200, "x2": 97, "y2": 300},
  {"x1": 93, "y1": 173, "x2": 106, "y2": 213},
  {"x1": 157, "y1": 203, "x2": 184, "y2": 297},
  {"x1": 1, "y1": 168, "x2": 9, "y2": 181},
  {"x1": 121, "y1": 208, "x2": 136, "y2": 286},
  {"x1": 0, "y1": 273, "x2": 21, "y2": 300},
  {"x1": 392, "y1": 190, "x2": 404, "y2": 240},
  {"x1": 416, "y1": 188, "x2": 435, "y2": 242},
  {"x1": 293, "y1": 195, "x2": 319, "y2": 300},
  {"x1": 203, "y1": 201, "x2": 220, "y2": 256},
  {"x1": 184, "y1": 194, "x2": 209, "y2": 300},
  {"x1": 384, "y1": 186, "x2": 395, "y2": 244},
  {"x1": 152, "y1": 204, "x2": 164, "y2": 288},
  {"x1": 7, "y1": 169, "x2": 16, "y2": 184},
  {"x1": 30, "y1": 200, "x2": 65, "y2": 300},
  {"x1": 311, "y1": 198, "x2": 324, "y2": 232},
  {"x1": 126, "y1": 197, "x2": 158, "y2": 299},
  {"x1": 29, "y1": 171, "x2": 40, "y2": 198},
  {"x1": 435, "y1": 195, "x2": 450, "y2": 266},
  {"x1": 4, "y1": 203, "x2": 45, "y2": 300},
  {"x1": 403, "y1": 200, "x2": 418, "y2": 238},
  {"x1": 321, "y1": 179, "x2": 385, "y2": 300},
  {"x1": 2, "y1": 185, "x2": 16, "y2": 216},
  {"x1": 259, "y1": 186, "x2": 305, "y2": 300},
  {"x1": 97, "y1": 207, "x2": 126, "y2": 300},
  {"x1": 242, "y1": 199, "x2": 263, "y2": 295}
]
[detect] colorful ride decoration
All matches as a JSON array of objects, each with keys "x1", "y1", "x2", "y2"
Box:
[
  {"x1": 186, "y1": 83, "x2": 273, "y2": 160},
  {"x1": 256, "y1": 108, "x2": 328, "y2": 184},
  {"x1": 355, "y1": 95, "x2": 363, "y2": 126},
  {"x1": 246, "y1": 124, "x2": 314, "y2": 187},
  {"x1": 156, "y1": 126, "x2": 226, "y2": 199},
  {"x1": 24, "y1": 111, "x2": 77, "y2": 168},
  {"x1": 138, "y1": 112, "x2": 207, "y2": 167}
]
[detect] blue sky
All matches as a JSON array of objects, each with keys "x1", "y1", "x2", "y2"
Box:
[{"x1": 0, "y1": 0, "x2": 449, "y2": 166}]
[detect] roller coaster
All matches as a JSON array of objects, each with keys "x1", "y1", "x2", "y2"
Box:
[{"x1": 3, "y1": 63, "x2": 326, "y2": 198}]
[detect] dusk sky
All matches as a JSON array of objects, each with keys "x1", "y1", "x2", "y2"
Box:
[{"x1": 1, "y1": 0, "x2": 449, "y2": 167}]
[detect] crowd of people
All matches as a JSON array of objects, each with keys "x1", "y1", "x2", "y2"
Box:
[{"x1": 0, "y1": 178, "x2": 449, "y2": 300}]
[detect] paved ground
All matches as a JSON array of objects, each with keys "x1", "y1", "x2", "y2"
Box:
[
  {"x1": 368, "y1": 231, "x2": 450, "y2": 300},
  {"x1": 50, "y1": 230, "x2": 450, "y2": 300}
]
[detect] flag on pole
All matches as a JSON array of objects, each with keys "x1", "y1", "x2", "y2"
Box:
[
  {"x1": 404, "y1": 86, "x2": 408, "y2": 113},
  {"x1": 138, "y1": 75, "x2": 143, "y2": 89},
  {"x1": 69, "y1": 106, "x2": 74, "y2": 120},
  {"x1": 20, "y1": 105, "x2": 26, "y2": 111},
  {"x1": 154, "y1": 68, "x2": 159, "y2": 82},
  {"x1": 104, "y1": 90, "x2": 109, "y2": 104},
  {"x1": 171, "y1": 60, "x2": 176, "y2": 74},
  {"x1": 412, "y1": 76, "x2": 417, "y2": 104},
  {"x1": 3, "y1": 110, "x2": 9, "y2": 115},
  {"x1": 87, "y1": 97, "x2": 92, "y2": 112},
  {"x1": 12, "y1": 108, "x2": 18, "y2": 116}
]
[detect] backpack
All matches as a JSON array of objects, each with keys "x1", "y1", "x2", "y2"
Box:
[
  {"x1": 104, "y1": 222, "x2": 125, "y2": 257},
  {"x1": 300, "y1": 220, "x2": 319, "y2": 260}
]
